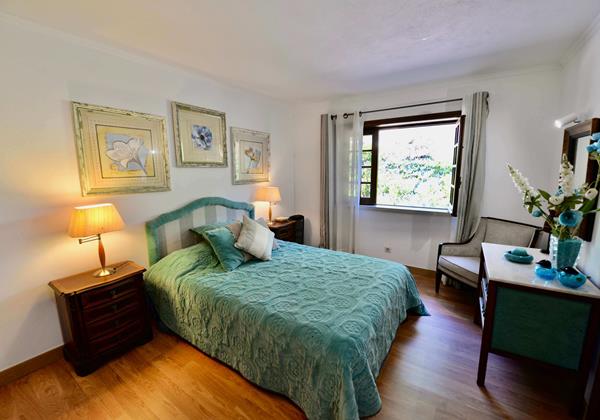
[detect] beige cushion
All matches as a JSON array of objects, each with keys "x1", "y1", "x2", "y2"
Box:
[
  {"x1": 235, "y1": 215, "x2": 275, "y2": 260},
  {"x1": 438, "y1": 255, "x2": 480, "y2": 287}
]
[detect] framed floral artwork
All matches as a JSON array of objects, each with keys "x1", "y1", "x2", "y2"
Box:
[
  {"x1": 171, "y1": 101, "x2": 227, "y2": 167},
  {"x1": 72, "y1": 102, "x2": 170, "y2": 196},
  {"x1": 231, "y1": 127, "x2": 270, "y2": 184}
]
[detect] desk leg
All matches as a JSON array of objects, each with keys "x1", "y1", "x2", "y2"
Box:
[
  {"x1": 477, "y1": 281, "x2": 497, "y2": 387},
  {"x1": 574, "y1": 303, "x2": 600, "y2": 418},
  {"x1": 474, "y1": 250, "x2": 485, "y2": 325}
]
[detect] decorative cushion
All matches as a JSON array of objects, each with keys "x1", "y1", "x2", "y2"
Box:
[
  {"x1": 190, "y1": 222, "x2": 230, "y2": 239},
  {"x1": 235, "y1": 215, "x2": 275, "y2": 260},
  {"x1": 437, "y1": 255, "x2": 480, "y2": 287},
  {"x1": 201, "y1": 227, "x2": 247, "y2": 271},
  {"x1": 256, "y1": 218, "x2": 279, "y2": 249}
]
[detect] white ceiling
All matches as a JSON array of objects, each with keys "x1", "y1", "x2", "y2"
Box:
[{"x1": 2, "y1": 0, "x2": 599, "y2": 100}]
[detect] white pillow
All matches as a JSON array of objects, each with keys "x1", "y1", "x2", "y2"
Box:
[
  {"x1": 256, "y1": 218, "x2": 279, "y2": 249},
  {"x1": 235, "y1": 215, "x2": 275, "y2": 260}
]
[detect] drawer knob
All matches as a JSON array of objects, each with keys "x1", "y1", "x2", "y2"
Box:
[
  {"x1": 110, "y1": 290, "x2": 117, "y2": 298},
  {"x1": 112, "y1": 304, "x2": 118, "y2": 312}
]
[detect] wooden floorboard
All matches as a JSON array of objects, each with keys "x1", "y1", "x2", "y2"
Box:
[{"x1": 0, "y1": 272, "x2": 575, "y2": 419}]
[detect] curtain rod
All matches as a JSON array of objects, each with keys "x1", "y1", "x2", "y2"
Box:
[{"x1": 331, "y1": 98, "x2": 462, "y2": 120}]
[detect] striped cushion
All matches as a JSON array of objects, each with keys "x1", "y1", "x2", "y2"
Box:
[
  {"x1": 156, "y1": 205, "x2": 247, "y2": 260},
  {"x1": 235, "y1": 215, "x2": 275, "y2": 260}
]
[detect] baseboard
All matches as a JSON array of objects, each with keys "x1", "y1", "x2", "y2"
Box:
[
  {"x1": 407, "y1": 265, "x2": 436, "y2": 277},
  {"x1": 0, "y1": 346, "x2": 63, "y2": 386}
]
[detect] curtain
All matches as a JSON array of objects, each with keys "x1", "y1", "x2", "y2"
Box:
[
  {"x1": 320, "y1": 112, "x2": 363, "y2": 252},
  {"x1": 456, "y1": 91, "x2": 489, "y2": 241}
]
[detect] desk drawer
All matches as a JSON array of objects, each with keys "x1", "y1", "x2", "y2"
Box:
[{"x1": 491, "y1": 286, "x2": 591, "y2": 370}]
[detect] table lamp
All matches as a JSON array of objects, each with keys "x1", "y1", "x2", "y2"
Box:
[
  {"x1": 68, "y1": 203, "x2": 125, "y2": 277},
  {"x1": 255, "y1": 186, "x2": 281, "y2": 224}
]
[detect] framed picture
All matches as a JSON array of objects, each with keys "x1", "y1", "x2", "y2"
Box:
[
  {"x1": 72, "y1": 102, "x2": 170, "y2": 196},
  {"x1": 231, "y1": 127, "x2": 270, "y2": 184},
  {"x1": 171, "y1": 101, "x2": 227, "y2": 167}
]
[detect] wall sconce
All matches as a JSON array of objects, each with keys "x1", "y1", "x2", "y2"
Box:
[{"x1": 554, "y1": 113, "x2": 581, "y2": 128}]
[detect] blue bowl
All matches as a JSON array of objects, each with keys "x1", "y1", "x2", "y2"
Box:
[
  {"x1": 504, "y1": 251, "x2": 534, "y2": 264},
  {"x1": 558, "y1": 270, "x2": 586, "y2": 289},
  {"x1": 535, "y1": 265, "x2": 556, "y2": 280}
]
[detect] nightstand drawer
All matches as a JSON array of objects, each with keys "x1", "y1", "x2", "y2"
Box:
[
  {"x1": 80, "y1": 277, "x2": 139, "y2": 308},
  {"x1": 90, "y1": 319, "x2": 143, "y2": 356},
  {"x1": 274, "y1": 225, "x2": 295, "y2": 241},
  {"x1": 85, "y1": 305, "x2": 141, "y2": 340},
  {"x1": 83, "y1": 295, "x2": 140, "y2": 323}
]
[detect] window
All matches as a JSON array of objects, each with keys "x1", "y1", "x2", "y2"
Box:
[{"x1": 360, "y1": 111, "x2": 464, "y2": 215}]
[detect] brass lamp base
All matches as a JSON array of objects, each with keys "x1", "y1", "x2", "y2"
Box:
[{"x1": 94, "y1": 267, "x2": 116, "y2": 277}]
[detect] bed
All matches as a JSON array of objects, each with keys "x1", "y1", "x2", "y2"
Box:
[{"x1": 144, "y1": 197, "x2": 427, "y2": 420}]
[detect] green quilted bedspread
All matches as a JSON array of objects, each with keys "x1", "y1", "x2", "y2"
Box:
[{"x1": 144, "y1": 241, "x2": 427, "y2": 420}]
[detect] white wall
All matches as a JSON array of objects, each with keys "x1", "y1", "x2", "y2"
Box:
[
  {"x1": 0, "y1": 16, "x2": 298, "y2": 371},
  {"x1": 298, "y1": 67, "x2": 563, "y2": 268},
  {"x1": 561, "y1": 18, "x2": 600, "y2": 283}
]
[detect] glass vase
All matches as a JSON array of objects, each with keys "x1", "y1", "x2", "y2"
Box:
[{"x1": 549, "y1": 235, "x2": 582, "y2": 270}]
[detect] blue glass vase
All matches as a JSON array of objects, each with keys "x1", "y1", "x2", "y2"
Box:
[{"x1": 550, "y1": 235, "x2": 582, "y2": 269}]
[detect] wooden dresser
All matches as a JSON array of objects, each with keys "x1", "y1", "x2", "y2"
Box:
[
  {"x1": 49, "y1": 261, "x2": 153, "y2": 376},
  {"x1": 269, "y1": 218, "x2": 303, "y2": 244},
  {"x1": 476, "y1": 243, "x2": 600, "y2": 418}
]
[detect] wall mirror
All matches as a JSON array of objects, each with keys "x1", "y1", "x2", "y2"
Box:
[{"x1": 562, "y1": 118, "x2": 599, "y2": 241}]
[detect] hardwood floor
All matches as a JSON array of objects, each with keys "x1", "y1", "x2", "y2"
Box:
[{"x1": 0, "y1": 272, "x2": 575, "y2": 419}]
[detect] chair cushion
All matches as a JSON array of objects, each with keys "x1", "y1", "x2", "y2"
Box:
[{"x1": 438, "y1": 256, "x2": 480, "y2": 287}]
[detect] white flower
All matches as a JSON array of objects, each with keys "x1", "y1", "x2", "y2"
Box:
[
  {"x1": 106, "y1": 137, "x2": 143, "y2": 169},
  {"x1": 549, "y1": 194, "x2": 565, "y2": 206},
  {"x1": 558, "y1": 154, "x2": 575, "y2": 196},
  {"x1": 507, "y1": 164, "x2": 537, "y2": 201},
  {"x1": 585, "y1": 188, "x2": 598, "y2": 200}
]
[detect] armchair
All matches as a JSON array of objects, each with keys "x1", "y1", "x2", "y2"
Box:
[{"x1": 435, "y1": 217, "x2": 542, "y2": 293}]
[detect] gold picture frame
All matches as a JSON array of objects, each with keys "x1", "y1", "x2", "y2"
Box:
[
  {"x1": 171, "y1": 101, "x2": 227, "y2": 167},
  {"x1": 72, "y1": 102, "x2": 170, "y2": 196},
  {"x1": 231, "y1": 127, "x2": 270, "y2": 184}
]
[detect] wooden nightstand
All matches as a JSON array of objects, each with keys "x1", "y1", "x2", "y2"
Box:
[
  {"x1": 269, "y1": 217, "x2": 303, "y2": 244},
  {"x1": 49, "y1": 261, "x2": 153, "y2": 376}
]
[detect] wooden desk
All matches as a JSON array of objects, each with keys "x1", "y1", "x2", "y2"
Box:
[{"x1": 476, "y1": 243, "x2": 600, "y2": 418}]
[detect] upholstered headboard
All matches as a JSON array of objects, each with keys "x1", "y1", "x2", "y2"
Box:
[{"x1": 145, "y1": 197, "x2": 255, "y2": 265}]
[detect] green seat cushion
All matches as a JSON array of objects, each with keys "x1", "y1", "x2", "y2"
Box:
[{"x1": 201, "y1": 227, "x2": 246, "y2": 271}]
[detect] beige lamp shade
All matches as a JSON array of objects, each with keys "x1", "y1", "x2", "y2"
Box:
[
  {"x1": 68, "y1": 203, "x2": 125, "y2": 238},
  {"x1": 255, "y1": 186, "x2": 281, "y2": 203}
]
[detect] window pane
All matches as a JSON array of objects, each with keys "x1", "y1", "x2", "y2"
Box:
[
  {"x1": 376, "y1": 124, "x2": 455, "y2": 209},
  {"x1": 361, "y1": 167, "x2": 371, "y2": 182},
  {"x1": 362, "y1": 135, "x2": 372, "y2": 150},
  {"x1": 361, "y1": 183, "x2": 371, "y2": 198},
  {"x1": 362, "y1": 151, "x2": 371, "y2": 166}
]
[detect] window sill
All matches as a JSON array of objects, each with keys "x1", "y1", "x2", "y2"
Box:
[{"x1": 360, "y1": 204, "x2": 452, "y2": 216}]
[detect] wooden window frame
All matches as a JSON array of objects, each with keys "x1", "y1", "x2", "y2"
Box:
[
  {"x1": 360, "y1": 128, "x2": 378, "y2": 205},
  {"x1": 360, "y1": 111, "x2": 464, "y2": 214}
]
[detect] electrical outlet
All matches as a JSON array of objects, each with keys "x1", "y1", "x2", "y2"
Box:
[{"x1": 384, "y1": 247, "x2": 391, "y2": 253}]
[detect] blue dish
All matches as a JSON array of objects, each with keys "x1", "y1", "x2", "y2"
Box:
[
  {"x1": 504, "y1": 249, "x2": 534, "y2": 264},
  {"x1": 558, "y1": 269, "x2": 587, "y2": 289},
  {"x1": 535, "y1": 265, "x2": 557, "y2": 280}
]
